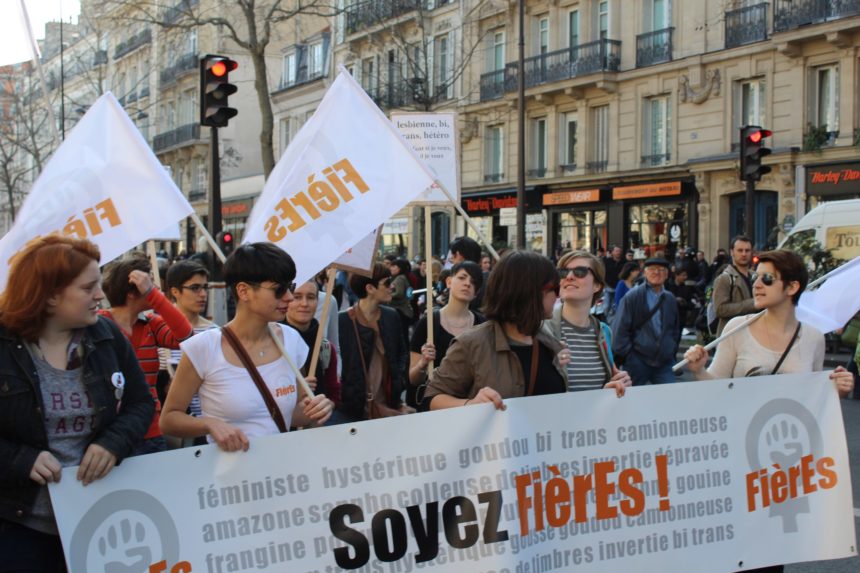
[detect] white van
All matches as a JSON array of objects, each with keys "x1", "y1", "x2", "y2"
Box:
[{"x1": 779, "y1": 199, "x2": 860, "y2": 262}]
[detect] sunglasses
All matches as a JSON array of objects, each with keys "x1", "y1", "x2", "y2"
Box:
[
  {"x1": 559, "y1": 266, "x2": 592, "y2": 279},
  {"x1": 180, "y1": 283, "x2": 210, "y2": 293},
  {"x1": 753, "y1": 272, "x2": 778, "y2": 287},
  {"x1": 246, "y1": 281, "x2": 296, "y2": 298}
]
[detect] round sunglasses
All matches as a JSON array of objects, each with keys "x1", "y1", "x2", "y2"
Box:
[{"x1": 559, "y1": 266, "x2": 593, "y2": 279}]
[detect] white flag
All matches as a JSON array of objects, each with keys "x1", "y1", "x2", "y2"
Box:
[
  {"x1": 0, "y1": 92, "x2": 193, "y2": 290},
  {"x1": 796, "y1": 256, "x2": 860, "y2": 333},
  {"x1": 333, "y1": 226, "x2": 381, "y2": 276},
  {"x1": 243, "y1": 69, "x2": 436, "y2": 285}
]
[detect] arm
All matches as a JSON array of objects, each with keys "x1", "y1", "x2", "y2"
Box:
[
  {"x1": 408, "y1": 315, "x2": 433, "y2": 385},
  {"x1": 425, "y1": 337, "x2": 476, "y2": 408},
  {"x1": 145, "y1": 288, "x2": 193, "y2": 349},
  {"x1": 713, "y1": 274, "x2": 755, "y2": 319},
  {"x1": 160, "y1": 355, "x2": 249, "y2": 451}
]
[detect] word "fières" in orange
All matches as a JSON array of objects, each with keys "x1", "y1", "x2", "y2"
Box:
[
  {"x1": 265, "y1": 159, "x2": 369, "y2": 242},
  {"x1": 746, "y1": 454, "x2": 837, "y2": 512},
  {"x1": 51, "y1": 198, "x2": 121, "y2": 240},
  {"x1": 515, "y1": 456, "x2": 670, "y2": 536}
]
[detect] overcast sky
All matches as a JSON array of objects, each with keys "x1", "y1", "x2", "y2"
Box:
[{"x1": 1, "y1": 0, "x2": 81, "y2": 66}]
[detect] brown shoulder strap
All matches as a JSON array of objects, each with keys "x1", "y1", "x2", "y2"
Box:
[
  {"x1": 221, "y1": 325, "x2": 288, "y2": 433},
  {"x1": 526, "y1": 338, "x2": 540, "y2": 396},
  {"x1": 348, "y1": 308, "x2": 372, "y2": 385}
]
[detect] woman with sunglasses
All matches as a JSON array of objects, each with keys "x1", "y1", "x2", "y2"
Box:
[
  {"x1": 545, "y1": 251, "x2": 631, "y2": 396},
  {"x1": 409, "y1": 261, "x2": 485, "y2": 409},
  {"x1": 334, "y1": 263, "x2": 413, "y2": 424},
  {"x1": 684, "y1": 250, "x2": 854, "y2": 399},
  {"x1": 426, "y1": 251, "x2": 568, "y2": 410},
  {"x1": 0, "y1": 236, "x2": 154, "y2": 571},
  {"x1": 160, "y1": 244, "x2": 334, "y2": 451}
]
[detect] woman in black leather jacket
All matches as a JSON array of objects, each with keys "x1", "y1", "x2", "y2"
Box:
[{"x1": 0, "y1": 236, "x2": 154, "y2": 572}]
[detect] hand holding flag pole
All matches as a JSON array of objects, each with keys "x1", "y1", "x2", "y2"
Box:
[{"x1": 195, "y1": 220, "x2": 314, "y2": 398}]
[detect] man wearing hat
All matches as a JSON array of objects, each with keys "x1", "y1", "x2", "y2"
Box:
[{"x1": 610, "y1": 257, "x2": 681, "y2": 385}]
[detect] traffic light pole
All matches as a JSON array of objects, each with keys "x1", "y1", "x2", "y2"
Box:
[
  {"x1": 208, "y1": 126, "x2": 222, "y2": 278},
  {"x1": 745, "y1": 179, "x2": 755, "y2": 240}
]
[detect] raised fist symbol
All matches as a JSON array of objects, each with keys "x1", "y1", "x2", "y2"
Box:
[
  {"x1": 97, "y1": 518, "x2": 152, "y2": 573},
  {"x1": 766, "y1": 419, "x2": 803, "y2": 470}
]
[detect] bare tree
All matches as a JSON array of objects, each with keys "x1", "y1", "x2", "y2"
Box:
[{"x1": 107, "y1": 0, "x2": 342, "y2": 178}]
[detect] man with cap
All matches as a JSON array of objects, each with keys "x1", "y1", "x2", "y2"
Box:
[{"x1": 610, "y1": 257, "x2": 681, "y2": 385}]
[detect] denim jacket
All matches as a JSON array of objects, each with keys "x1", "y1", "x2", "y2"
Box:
[{"x1": 0, "y1": 316, "x2": 154, "y2": 524}]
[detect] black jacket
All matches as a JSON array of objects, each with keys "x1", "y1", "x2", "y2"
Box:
[
  {"x1": 611, "y1": 284, "x2": 681, "y2": 368},
  {"x1": 0, "y1": 317, "x2": 154, "y2": 524},
  {"x1": 337, "y1": 306, "x2": 408, "y2": 420}
]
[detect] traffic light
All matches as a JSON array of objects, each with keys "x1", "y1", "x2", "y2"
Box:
[
  {"x1": 739, "y1": 126, "x2": 772, "y2": 182},
  {"x1": 200, "y1": 54, "x2": 238, "y2": 128},
  {"x1": 217, "y1": 230, "x2": 234, "y2": 255}
]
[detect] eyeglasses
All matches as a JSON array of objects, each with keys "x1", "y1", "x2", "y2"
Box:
[
  {"x1": 753, "y1": 272, "x2": 778, "y2": 287},
  {"x1": 246, "y1": 281, "x2": 296, "y2": 298},
  {"x1": 180, "y1": 283, "x2": 210, "y2": 293},
  {"x1": 559, "y1": 266, "x2": 592, "y2": 279}
]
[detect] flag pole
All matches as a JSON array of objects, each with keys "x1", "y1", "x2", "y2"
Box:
[
  {"x1": 432, "y1": 179, "x2": 500, "y2": 261},
  {"x1": 672, "y1": 310, "x2": 765, "y2": 372},
  {"x1": 424, "y1": 206, "x2": 435, "y2": 378},
  {"x1": 307, "y1": 267, "x2": 337, "y2": 379},
  {"x1": 191, "y1": 213, "x2": 312, "y2": 396},
  {"x1": 147, "y1": 240, "x2": 176, "y2": 378},
  {"x1": 19, "y1": 0, "x2": 62, "y2": 150}
]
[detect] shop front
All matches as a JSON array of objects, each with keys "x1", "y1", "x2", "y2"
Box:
[
  {"x1": 614, "y1": 180, "x2": 697, "y2": 261},
  {"x1": 805, "y1": 160, "x2": 860, "y2": 208},
  {"x1": 460, "y1": 187, "x2": 544, "y2": 252},
  {"x1": 544, "y1": 188, "x2": 609, "y2": 258}
]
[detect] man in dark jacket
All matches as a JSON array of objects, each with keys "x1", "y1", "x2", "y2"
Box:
[{"x1": 611, "y1": 258, "x2": 681, "y2": 385}]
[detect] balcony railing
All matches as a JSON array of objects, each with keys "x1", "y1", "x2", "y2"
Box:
[
  {"x1": 114, "y1": 29, "x2": 152, "y2": 60},
  {"x1": 163, "y1": 0, "x2": 199, "y2": 24},
  {"x1": 726, "y1": 3, "x2": 769, "y2": 48},
  {"x1": 527, "y1": 168, "x2": 547, "y2": 178},
  {"x1": 188, "y1": 187, "x2": 207, "y2": 202},
  {"x1": 277, "y1": 67, "x2": 326, "y2": 92},
  {"x1": 483, "y1": 173, "x2": 504, "y2": 184},
  {"x1": 480, "y1": 38, "x2": 621, "y2": 101},
  {"x1": 126, "y1": 92, "x2": 138, "y2": 104},
  {"x1": 160, "y1": 53, "x2": 199, "y2": 88},
  {"x1": 139, "y1": 86, "x2": 150, "y2": 99},
  {"x1": 641, "y1": 153, "x2": 671, "y2": 167},
  {"x1": 636, "y1": 27, "x2": 674, "y2": 67},
  {"x1": 153, "y1": 123, "x2": 201, "y2": 152},
  {"x1": 92, "y1": 50, "x2": 108, "y2": 66},
  {"x1": 774, "y1": 0, "x2": 860, "y2": 32},
  {"x1": 586, "y1": 160, "x2": 608, "y2": 174},
  {"x1": 346, "y1": 0, "x2": 421, "y2": 34},
  {"x1": 559, "y1": 163, "x2": 578, "y2": 174}
]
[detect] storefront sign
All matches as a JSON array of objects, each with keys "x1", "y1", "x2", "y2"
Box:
[
  {"x1": 383, "y1": 217, "x2": 409, "y2": 235},
  {"x1": 806, "y1": 162, "x2": 860, "y2": 197},
  {"x1": 543, "y1": 189, "x2": 600, "y2": 206},
  {"x1": 50, "y1": 374, "x2": 856, "y2": 572},
  {"x1": 221, "y1": 201, "x2": 252, "y2": 217},
  {"x1": 499, "y1": 207, "x2": 517, "y2": 226},
  {"x1": 464, "y1": 195, "x2": 519, "y2": 214},
  {"x1": 825, "y1": 225, "x2": 860, "y2": 260},
  {"x1": 613, "y1": 181, "x2": 681, "y2": 201}
]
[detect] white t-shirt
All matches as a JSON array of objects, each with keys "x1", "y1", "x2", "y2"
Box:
[
  {"x1": 180, "y1": 324, "x2": 308, "y2": 441},
  {"x1": 707, "y1": 316, "x2": 825, "y2": 379}
]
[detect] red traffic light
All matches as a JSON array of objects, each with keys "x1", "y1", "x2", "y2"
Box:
[
  {"x1": 222, "y1": 232, "x2": 233, "y2": 243},
  {"x1": 212, "y1": 61, "x2": 227, "y2": 77},
  {"x1": 746, "y1": 129, "x2": 772, "y2": 144}
]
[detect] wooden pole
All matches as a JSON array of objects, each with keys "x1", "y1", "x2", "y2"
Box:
[
  {"x1": 269, "y1": 324, "x2": 315, "y2": 397},
  {"x1": 672, "y1": 310, "x2": 765, "y2": 372},
  {"x1": 307, "y1": 267, "x2": 337, "y2": 377},
  {"x1": 189, "y1": 212, "x2": 227, "y2": 263},
  {"x1": 431, "y1": 179, "x2": 501, "y2": 260},
  {"x1": 147, "y1": 241, "x2": 175, "y2": 378},
  {"x1": 424, "y1": 206, "x2": 435, "y2": 377}
]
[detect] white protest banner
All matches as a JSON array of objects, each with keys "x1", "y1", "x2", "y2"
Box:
[
  {"x1": 797, "y1": 255, "x2": 860, "y2": 333},
  {"x1": 391, "y1": 112, "x2": 459, "y2": 204},
  {"x1": 152, "y1": 222, "x2": 183, "y2": 241},
  {"x1": 50, "y1": 374, "x2": 855, "y2": 572},
  {"x1": 332, "y1": 226, "x2": 382, "y2": 276},
  {"x1": 243, "y1": 69, "x2": 436, "y2": 285},
  {"x1": 0, "y1": 92, "x2": 193, "y2": 290}
]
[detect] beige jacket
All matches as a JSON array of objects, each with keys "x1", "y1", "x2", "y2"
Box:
[
  {"x1": 425, "y1": 320, "x2": 567, "y2": 402},
  {"x1": 712, "y1": 264, "x2": 756, "y2": 336}
]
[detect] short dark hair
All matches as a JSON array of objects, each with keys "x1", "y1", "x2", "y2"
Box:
[
  {"x1": 102, "y1": 251, "x2": 151, "y2": 307},
  {"x1": 450, "y1": 261, "x2": 483, "y2": 291},
  {"x1": 349, "y1": 262, "x2": 391, "y2": 299},
  {"x1": 166, "y1": 260, "x2": 209, "y2": 299},
  {"x1": 223, "y1": 243, "x2": 296, "y2": 299},
  {"x1": 730, "y1": 235, "x2": 753, "y2": 250},
  {"x1": 449, "y1": 236, "x2": 482, "y2": 263},
  {"x1": 755, "y1": 249, "x2": 808, "y2": 305},
  {"x1": 392, "y1": 258, "x2": 411, "y2": 276},
  {"x1": 619, "y1": 261, "x2": 640, "y2": 280},
  {"x1": 482, "y1": 251, "x2": 558, "y2": 336},
  {"x1": 382, "y1": 253, "x2": 397, "y2": 263}
]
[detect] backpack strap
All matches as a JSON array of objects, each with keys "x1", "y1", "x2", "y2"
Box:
[{"x1": 590, "y1": 315, "x2": 613, "y2": 382}]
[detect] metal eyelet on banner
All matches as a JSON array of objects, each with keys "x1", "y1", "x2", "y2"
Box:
[
  {"x1": 728, "y1": 382, "x2": 734, "y2": 389},
  {"x1": 349, "y1": 427, "x2": 357, "y2": 436},
  {"x1": 194, "y1": 449, "x2": 202, "y2": 458}
]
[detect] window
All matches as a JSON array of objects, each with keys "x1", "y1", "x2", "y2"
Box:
[
  {"x1": 485, "y1": 125, "x2": 504, "y2": 182},
  {"x1": 282, "y1": 52, "x2": 297, "y2": 88},
  {"x1": 279, "y1": 118, "x2": 291, "y2": 155},
  {"x1": 595, "y1": 0, "x2": 609, "y2": 39},
  {"x1": 530, "y1": 117, "x2": 547, "y2": 177},
  {"x1": 560, "y1": 112, "x2": 578, "y2": 172},
  {"x1": 488, "y1": 30, "x2": 505, "y2": 71},
  {"x1": 434, "y1": 34, "x2": 453, "y2": 99},
  {"x1": 194, "y1": 159, "x2": 208, "y2": 193},
  {"x1": 733, "y1": 78, "x2": 765, "y2": 148},
  {"x1": 309, "y1": 41, "x2": 324, "y2": 77},
  {"x1": 645, "y1": 0, "x2": 671, "y2": 31},
  {"x1": 811, "y1": 65, "x2": 838, "y2": 138},
  {"x1": 536, "y1": 16, "x2": 549, "y2": 55},
  {"x1": 179, "y1": 89, "x2": 195, "y2": 125},
  {"x1": 643, "y1": 95, "x2": 671, "y2": 166},
  {"x1": 187, "y1": 29, "x2": 197, "y2": 55},
  {"x1": 167, "y1": 101, "x2": 175, "y2": 131},
  {"x1": 568, "y1": 10, "x2": 580, "y2": 47},
  {"x1": 589, "y1": 105, "x2": 609, "y2": 172},
  {"x1": 362, "y1": 57, "x2": 377, "y2": 97}
]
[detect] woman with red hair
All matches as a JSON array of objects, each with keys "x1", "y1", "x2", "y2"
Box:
[{"x1": 0, "y1": 236, "x2": 154, "y2": 572}]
